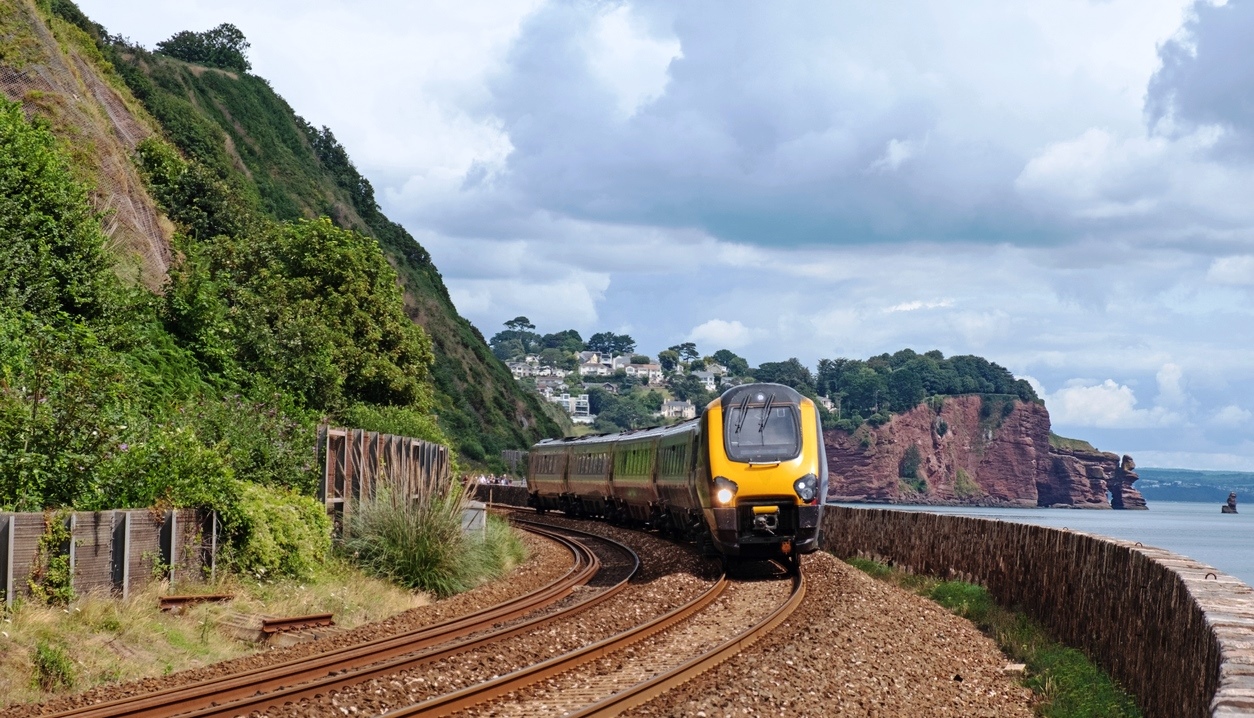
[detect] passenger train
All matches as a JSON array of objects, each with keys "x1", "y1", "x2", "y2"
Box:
[{"x1": 527, "y1": 383, "x2": 828, "y2": 569}]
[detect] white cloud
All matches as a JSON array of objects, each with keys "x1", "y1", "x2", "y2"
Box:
[
  {"x1": 1207, "y1": 256, "x2": 1254, "y2": 285},
  {"x1": 688, "y1": 319, "x2": 755, "y2": 350},
  {"x1": 1209, "y1": 404, "x2": 1252, "y2": 427},
  {"x1": 585, "y1": 4, "x2": 682, "y2": 119},
  {"x1": 1155, "y1": 362, "x2": 1187, "y2": 407},
  {"x1": 1045, "y1": 379, "x2": 1182, "y2": 428},
  {"x1": 867, "y1": 138, "x2": 918, "y2": 173},
  {"x1": 885, "y1": 298, "x2": 953, "y2": 313}
]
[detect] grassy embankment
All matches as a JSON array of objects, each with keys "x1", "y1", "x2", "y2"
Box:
[{"x1": 846, "y1": 558, "x2": 1141, "y2": 718}]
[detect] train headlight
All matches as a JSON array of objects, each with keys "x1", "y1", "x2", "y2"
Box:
[
  {"x1": 714, "y1": 476, "x2": 738, "y2": 506},
  {"x1": 794, "y1": 474, "x2": 818, "y2": 504}
]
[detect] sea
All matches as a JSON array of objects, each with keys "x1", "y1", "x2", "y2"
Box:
[{"x1": 829, "y1": 500, "x2": 1254, "y2": 587}]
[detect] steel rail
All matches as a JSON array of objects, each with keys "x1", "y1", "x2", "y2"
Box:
[
  {"x1": 175, "y1": 525, "x2": 640, "y2": 718},
  {"x1": 46, "y1": 524, "x2": 601, "y2": 718},
  {"x1": 383, "y1": 571, "x2": 732, "y2": 717},
  {"x1": 569, "y1": 566, "x2": 806, "y2": 717}
]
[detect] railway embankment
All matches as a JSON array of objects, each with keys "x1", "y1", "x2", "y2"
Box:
[{"x1": 822, "y1": 506, "x2": 1254, "y2": 717}]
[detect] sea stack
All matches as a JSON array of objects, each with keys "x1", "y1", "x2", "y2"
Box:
[{"x1": 1222, "y1": 492, "x2": 1238, "y2": 514}]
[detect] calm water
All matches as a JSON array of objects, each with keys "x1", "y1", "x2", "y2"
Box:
[{"x1": 830, "y1": 501, "x2": 1254, "y2": 587}]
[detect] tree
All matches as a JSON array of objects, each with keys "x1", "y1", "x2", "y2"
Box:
[
  {"x1": 588, "y1": 331, "x2": 635, "y2": 356},
  {"x1": 887, "y1": 368, "x2": 925, "y2": 411},
  {"x1": 504, "y1": 316, "x2": 535, "y2": 331},
  {"x1": 541, "y1": 329, "x2": 583, "y2": 354},
  {"x1": 155, "y1": 23, "x2": 252, "y2": 73},
  {"x1": 712, "y1": 349, "x2": 750, "y2": 377},
  {"x1": 669, "y1": 374, "x2": 712, "y2": 406},
  {"x1": 658, "y1": 349, "x2": 680, "y2": 373},
  {"x1": 630, "y1": 354, "x2": 650, "y2": 364},
  {"x1": 753, "y1": 358, "x2": 815, "y2": 391},
  {"x1": 669, "y1": 342, "x2": 699, "y2": 362}
]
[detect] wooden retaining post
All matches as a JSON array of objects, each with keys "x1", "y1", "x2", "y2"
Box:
[
  {"x1": 1, "y1": 514, "x2": 12, "y2": 608},
  {"x1": 111, "y1": 511, "x2": 131, "y2": 598}
]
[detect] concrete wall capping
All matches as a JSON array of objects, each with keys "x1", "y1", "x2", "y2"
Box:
[{"x1": 821, "y1": 506, "x2": 1254, "y2": 718}]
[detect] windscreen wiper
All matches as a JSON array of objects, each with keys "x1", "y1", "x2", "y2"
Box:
[
  {"x1": 733, "y1": 392, "x2": 752, "y2": 434},
  {"x1": 758, "y1": 394, "x2": 775, "y2": 434}
]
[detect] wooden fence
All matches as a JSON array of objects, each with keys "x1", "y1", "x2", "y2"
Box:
[
  {"x1": 0, "y1": 509, "x2": 215, "y2": 606},
  {"x1": 317, "y1": 426, "x2": 452, "y2": 530}
]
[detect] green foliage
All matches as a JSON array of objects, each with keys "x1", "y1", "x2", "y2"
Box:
[
  {"x1": 155, "y1": 23, "x2": 251, "y2": 73},
  {"x1": 953, "y1": 467, "x2": 981, "y2": 498},
  {"x1": 224, "y1": 482, "x2": 331, "y2": 579},
  {"x1": 898, "y1": 444, "x2": 922, "y2": 480},
  {"x1": 936, "y1": 419, "x2": 949, "y2": 436},
  {"x1": 590, "y1": 388, "x2": 663, "y2": 433},
  {"x1": 337, "y1": 403, "x2": 449, "y2": 447},
  {"x1": 587, "y1": 331, "x2": 636, "y2": 356},
  {"x1": 667, "y1": 373, "x2": 714, "y2": 407},
  {"x1": 31, "y1": 640, "x2": 75, "y2": 691},
  {"x1": 845, "y1": 557, "x2": 892, "y2": 579},
  {"x1": 345, "y1": 486, "x2": 524, "y2": 598},
  {"x1": 711, "y1": 349, "x2": 750, "y2": 377},
  {"x1": 753, "y1": 358, "x2": 815, "y2": 391},
  {"x1": 819, "y1": 350, "x2": 1038, "y2": 432},
  {"x1": 1049, "y1": 432, "x2": 1098, "y2": 453},
  {"x1": 27, "y1": 511, "x2": 76, "y2": 606},
  {"x1": 657, "y1": 349, "x2": 680, "y2": 373},
  {"x1": 0, "y1": 97, "x2": 115, "y2": 321},
  {"x1": 929, "y1": 581, "x2": 994, "y2": 623}
]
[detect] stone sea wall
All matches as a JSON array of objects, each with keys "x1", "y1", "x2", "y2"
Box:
[{"x1": 821, "y1": 506, "x2": 1254, "y2": 718}]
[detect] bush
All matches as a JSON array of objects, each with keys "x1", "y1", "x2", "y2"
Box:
[
  {"x1": 898, "y1": 444, "x2": 922, "y2": 480},
  {"x1": 224, "y1": 482, "x2": 331, "y2": 579},
  {"x1": 31, "y1": 640, "x2": 75, "y2": 691},
  {"x1": 345, "y1": 484, "x2": 523, "y2": 598},
  {"x1": 155, "y1": 23, "x2": 251, "y2": 73},
  {"x1": 337, "y1": 403, "x2": 448, "y2": 446}
]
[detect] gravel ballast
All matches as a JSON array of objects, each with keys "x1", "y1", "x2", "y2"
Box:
[{"x1": 627, "y1": 550, "x2": 1034, "y2": 717}]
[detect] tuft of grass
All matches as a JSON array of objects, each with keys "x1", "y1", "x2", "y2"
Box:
[
  {"x1": 31, "y1": 640, "x2": 75, "y2": 692},
  {"x1": 844, "y1": 558, "x2": 1141, "y2": 718},
  {"x1": 345, "y1": 484, "x2": 527, "y2": 599}
]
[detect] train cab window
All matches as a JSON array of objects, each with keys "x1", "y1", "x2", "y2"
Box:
[{"x1": 724, "y1": 404, "x2": 801, "y2": 463}]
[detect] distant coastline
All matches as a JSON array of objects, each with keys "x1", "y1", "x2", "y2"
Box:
[{"x1": 1135, "y1": 467, "x2": 1254, "y2": 504}]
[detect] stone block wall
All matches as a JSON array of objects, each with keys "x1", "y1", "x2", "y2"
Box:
[{"x1": 820, "y1": 506, "x2": 1254, "y2": 718}]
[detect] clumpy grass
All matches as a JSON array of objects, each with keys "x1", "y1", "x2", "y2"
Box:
[
  {"x1": 845, "y1": 558, "x2": 1141, "y2": 718},
  {"x1": 344, "y1": 483, "x2": 526, "y2": 598},
  {"x1": 0, "y1": 558, "x2": 423, "y2": 708}
]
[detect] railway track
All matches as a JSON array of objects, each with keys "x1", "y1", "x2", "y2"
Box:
[
  {"x1": 380, "y1": 554, "x2": 802, "y2": 717},
  {"x1": 45, "y1": 522, "x2": 635, "y2": 718}
]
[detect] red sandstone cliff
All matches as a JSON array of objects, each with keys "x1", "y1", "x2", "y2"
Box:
[{"x1": 824, "y1": 396, "x2": 1147, "y2": 509}]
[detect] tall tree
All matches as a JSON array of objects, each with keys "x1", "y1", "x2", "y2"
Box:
[{"x1": 155, "y1": 23, "x2": 252, "y2": 73}]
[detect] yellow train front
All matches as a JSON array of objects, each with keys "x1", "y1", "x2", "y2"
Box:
[{"x1": 527, "y1": 382, "x2": 827, "y2": 567}]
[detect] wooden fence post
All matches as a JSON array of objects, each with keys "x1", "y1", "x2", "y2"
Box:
[
  {"x1": 112, "y1": 512, "x2": 131, "y2": 598},
  {"x1": 1, "y1": 514, "x2": 12, "y2": 608}
]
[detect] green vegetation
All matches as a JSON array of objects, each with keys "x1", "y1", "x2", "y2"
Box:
[
  {"x1": 954, "y1": 467, "x2": 981, "y2": 498},
  {"x1": 155, "y1": 23, "x2": 251, "y2": 73},
  {"x1": 818, "y1": 349, "x2": 1039, "y2": 431},
  {"x1": 31, "y1": 640, "x2": 75, "y2": 691},
  {"x1": 41, "y1": 0, "x2": 559, "y2": 467},
  {"x1": 27, "y1": 512, "x2": 75, "y2": 606},
  {"x1": 846, "y1": 558, "x2": 1142, "y2": 718},
  {"x1": 1049, "y1": 432, "x2": 1098, "y2": 453},
  {"x1": 345, "y1": 487, "x2": 525, "y2": 598}
]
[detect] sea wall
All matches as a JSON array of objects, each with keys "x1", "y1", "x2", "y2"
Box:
[{"x1": 821, "y1": 506, "x2": 1254, "y2": 718}]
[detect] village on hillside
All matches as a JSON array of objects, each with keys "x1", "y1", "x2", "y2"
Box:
[{"x1": 491, "y1": 317, "x2": 836, "y2": 433}]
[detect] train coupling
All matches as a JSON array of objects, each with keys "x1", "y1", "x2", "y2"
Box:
[{"x1": 751, "y1": 504, "x2": 779, "y2": 534}]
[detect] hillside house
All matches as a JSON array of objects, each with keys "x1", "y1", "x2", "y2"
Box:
[
  {"x1": 691, "y1": 370, "x2": 718, "y2": 391},
  {"x1": 549, "y1": 392, "x2": 591, "y2": 420},
  {"x1": 578, "y1": 351, "x2": 602, "y2": 365},
  {"x1": 660, "y1": 400, "x2": 697, "y2": 420},
  {"x1": 624, "y1": 363, "x2": 663, "y2": 383},
  {"x1": 579, "y1": 362, "x2": 611, "y2": 377}
]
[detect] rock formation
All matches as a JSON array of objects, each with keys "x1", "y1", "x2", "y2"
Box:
[
  {"x1": 825, "y1": 395, "x2": 1148, "y2": 509},
  {"x1": 1222, "y1": 492, "x2": 1238, "y2": 514}
]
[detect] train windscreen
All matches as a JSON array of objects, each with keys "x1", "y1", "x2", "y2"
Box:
[{"x1": 724, "y1": 404, "x2": 801, "y2": 462}]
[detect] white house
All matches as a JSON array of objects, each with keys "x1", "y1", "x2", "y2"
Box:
[
  {"x1": 549, "y1": 392, "x2": 591, "y2": 419},
  {"x1": 660, "y1": 400, "x2": 697, "y2": 420},
  {"x1": 691, "y1": 370, "x2": 718, "y2": 391},
  {"x1": 578, "y1": 362, "x2": 611, "y2": 377},
  {"x1": 578, "y1": 351, "x2": 602, "y2": 365},
  {"x1": 624, "y1": 363, "x2": 664, "y2": 383}
]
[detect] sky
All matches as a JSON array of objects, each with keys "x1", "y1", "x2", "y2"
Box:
[{"x1": 78, "y1": 0, "x2": 1254, "y2": 470}]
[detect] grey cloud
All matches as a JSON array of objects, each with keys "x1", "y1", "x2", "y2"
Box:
[{"x1": 1147, "y1": 0, "x2": 1254, "y2": 156}]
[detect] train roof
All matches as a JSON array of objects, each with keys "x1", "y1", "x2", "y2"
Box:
[{"x1": 532, "y1": 417, "x2": 699, "y2": 450}]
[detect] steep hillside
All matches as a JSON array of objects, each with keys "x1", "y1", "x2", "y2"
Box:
[{"x1": 4, "y1": 0, "x2": 560, "y2": 460}]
